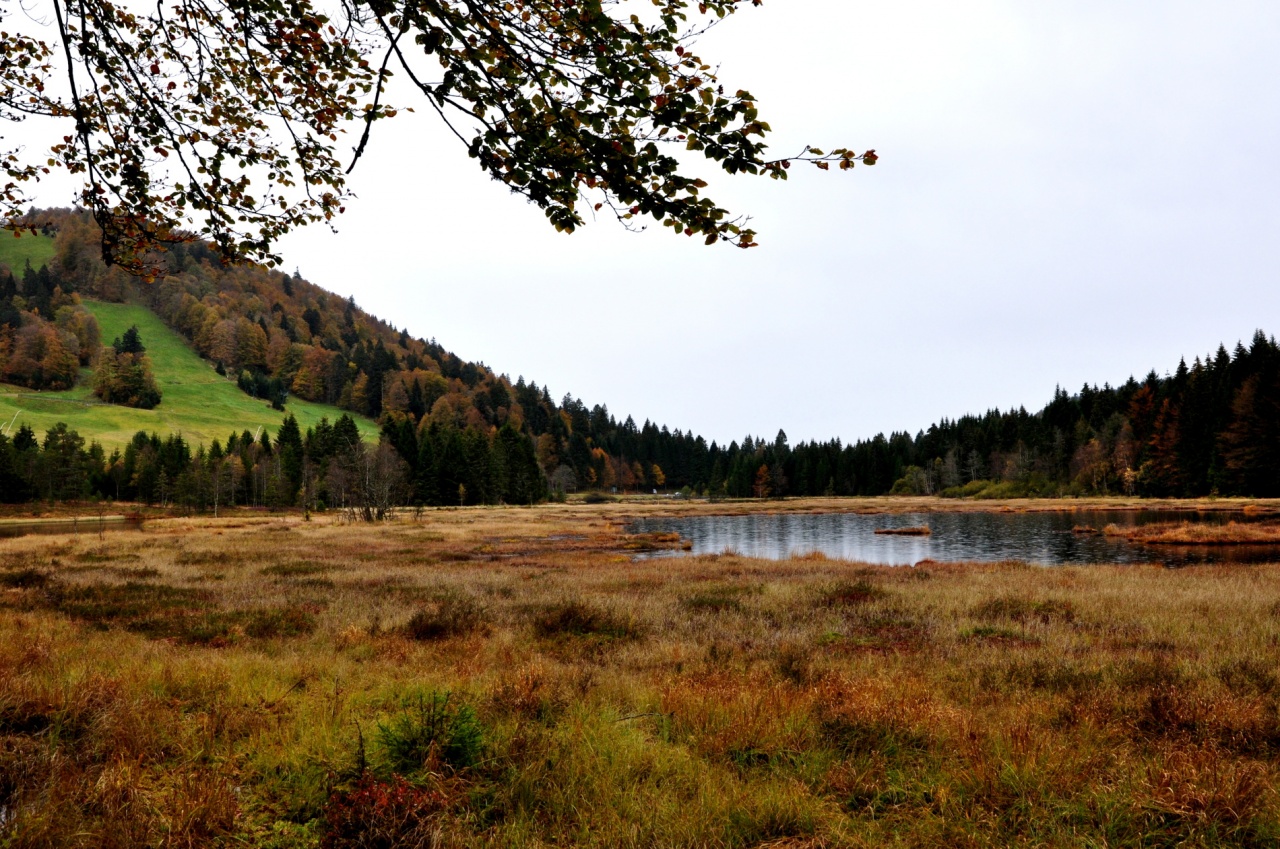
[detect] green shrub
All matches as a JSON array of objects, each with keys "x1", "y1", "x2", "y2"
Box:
[
  {"x1": 377, "y1": 692, "x2": 484, "y2": 773},
  {"x1": 888, "y1": 466, "x2": 929, "y2": 495},
  {"x1": 940, "y1": 479, "x2": 994, "y2": 498}
]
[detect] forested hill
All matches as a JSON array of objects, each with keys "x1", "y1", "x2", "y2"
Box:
[{"x1": 3, "y1": 208, "x2": 1278, "y2": 503}]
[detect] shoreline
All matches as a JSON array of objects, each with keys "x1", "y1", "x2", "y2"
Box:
[{"x1": 2, "y1": 494, "x2": 1278, "y2": 526}]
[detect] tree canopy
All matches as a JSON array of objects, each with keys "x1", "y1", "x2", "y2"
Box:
[{"x1": 1, "y1": 0, "x2": 874, "y2": 273}]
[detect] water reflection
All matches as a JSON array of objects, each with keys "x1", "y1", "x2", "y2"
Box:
[
  {"x1": 630, "y1": 511, "x2": 1275, "y2": 566},
  {"x1": 0, "y1": 516, "x2": 145, "y2": 540}
]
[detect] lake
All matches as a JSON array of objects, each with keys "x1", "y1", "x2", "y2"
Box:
[{"x1": 629, "y1": 510, "x2": 1276, "y2": 566}]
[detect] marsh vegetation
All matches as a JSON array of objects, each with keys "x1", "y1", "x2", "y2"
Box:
[
  {"x1": 1105, "y1": 521, "x2": 1280, "y2": 546},
  {"x1": 1, "y1": 501, "x2": 1279, "y2": 847}
]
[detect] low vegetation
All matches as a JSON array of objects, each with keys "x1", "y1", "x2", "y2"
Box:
[
  {"x1": 1, "y1": 502, "x2": 1279, "y2": 846},
  {"x1": 1106, "y1": 520, "x2": 1280, "y2": 545},
  {"x1": 873, "y1": 525, "x2": 931, "y2": 536}
]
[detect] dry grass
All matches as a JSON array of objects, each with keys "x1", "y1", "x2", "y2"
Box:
[
  {"x1": 1106, "y1": 520, "x2": 1280, "y2": 546},
  {"x1": 0, "y1": 501, "x2": 1279, "y2": 847},
  {"x1": 872, "y1": 526, "x2": 931, "y2": 536}
]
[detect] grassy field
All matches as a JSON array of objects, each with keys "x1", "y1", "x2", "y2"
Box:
[
  {"x1": 0, "y1": 230, "x2": 57, "y2": 272},
  {"x1": 0, "y1": 300, "x2": 377, "y2": 450},
  {"x1": 2, "y1": 499, "x2": 1279, "y2": 847}
]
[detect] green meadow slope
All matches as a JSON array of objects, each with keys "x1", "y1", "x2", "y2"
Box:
[
  {"x1": 0, "y1": 230, "x2": 57, "y2": 271},
  {"x1": 1, "y1": 238, "x2": 378, "y2": 450}
]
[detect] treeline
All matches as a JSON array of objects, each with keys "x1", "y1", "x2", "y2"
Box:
[
  {"x1": 5, "y1": 209, "x2": 673, "y2": 500},
  {"x1": 0, "y1": 411, "x2": 548, "y2": 513},
  {"x1": 381, "y1": 415, "x2": 547, "y2": 507},
  {"x1": 0, "y1": 415, "x2": 394, "y2": 515},
  {"x1": 466, "y1": 333, "x2": 1280, "y2": 500},
  {"x1": 644, "y1": 330, "x2": 1280, "y2": 500}
]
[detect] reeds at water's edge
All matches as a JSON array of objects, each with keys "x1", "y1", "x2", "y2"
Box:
[
  {"x1": 873, "y1": 525, "x2": 932, "y2": 536},
  {"x1": 1105, "y1": 520, "x2": 1280, "y2": 545}
]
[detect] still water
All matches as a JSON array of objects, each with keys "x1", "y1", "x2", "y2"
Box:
[
  {"x1": 629, "y1": 510, "x2": 1275, "y2": 566},
  {"x1": 0, "y1": 515, "x2": 145, "y2": 539}
]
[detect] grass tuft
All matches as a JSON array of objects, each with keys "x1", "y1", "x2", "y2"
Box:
[
  {"x1": 820, "y1": 578, "x2": 887, "y2": 607},
  {"x1": 405, "y1": 594, "x2": 487, "y2": 641},
  {"x1": 531, "y1": 600, "x2": 643, "y2": 642},
  {"x1": 0, "y1": 568, "x2": 49, "y2": 589},
  {"x1": 681, "y1": 583, "x2": 760, "y2": 614},
  {"x1": 260, "y1": 561, "x2": 334, "y2": 578},
  {"x1": 322, "y1": 775, "x2": 447, "y2": 849},
  {"x1": 971, "y1": 595, "x2": 1075, "y2": 626}
]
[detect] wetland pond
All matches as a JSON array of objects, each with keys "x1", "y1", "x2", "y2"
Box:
[
  {"x1": 0, "y1": 515, "x2": 145, "y2": 540},
  {"x1": 629, "y1": 510, "x2": 1278, "y2": 566}
]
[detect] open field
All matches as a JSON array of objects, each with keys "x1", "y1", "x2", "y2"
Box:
[
  {"x1": 3, "y1": 500, "x2": 1280, "y2": 847},
  {"x1": 0, "y1": 300, "x2": 378, "y2": 450},
  {"x1": 0, "y1": 231, "x2": 57, "y2": 272}
]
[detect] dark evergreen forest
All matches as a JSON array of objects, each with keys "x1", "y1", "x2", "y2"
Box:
[{"x1": 466, "y1": 328, "x2": 1280, "y2": 500}]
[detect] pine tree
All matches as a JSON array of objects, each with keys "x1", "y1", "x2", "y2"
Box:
[
  {"x1": 275, "y1": 414, "x2": 305, "y2": 501},
  {"x1": 333, "y1": 415, "x2": 362, "y2": 454},
  {"x1": 415, "y1": 429, "x2": 440, "y2": 506},
  {"x1": 496, "y1": 421, "x2": 547, "y2": 505},
  {"x1": 1219, "y1": 373, "x2": 1280, "y2": 496},
  {"x1": 113, "y1": 325, "x2": 145, "y2": 354},
  {"x1": 0, "y1": 433, "x2": 30, "y2": 502}
]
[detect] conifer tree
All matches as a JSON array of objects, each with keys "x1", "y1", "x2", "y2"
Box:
[
  {"x1": 112, "y1": 325, "x2": 145, "y2": 355},
  {"x1": 275, "y1": 414, "x2": 305, "y2": 501}
]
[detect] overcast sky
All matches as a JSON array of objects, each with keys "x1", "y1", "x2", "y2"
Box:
[{"x1": 15, "y1": 1, "x2": 1280, "y2": 445}]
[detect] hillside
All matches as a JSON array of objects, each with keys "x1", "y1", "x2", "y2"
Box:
[
  {"x1": 0, "y1": 230, "x2": 56, "y2": 270},
  {"x1": 4, "y1": 211, "x2": 1279, "y2": 503},
  {"x1": 0, "y1": 236, "x2": 377, "y2": 451}
]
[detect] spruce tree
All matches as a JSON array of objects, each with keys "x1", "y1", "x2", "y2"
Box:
[
  {"x1": 333, "y1": 415, "x2": 362, "y2": 454},
  {"x1": 275, "y1": 414, "x2": 305, "y2": 500},
  {"x1": 113, "y1": 325, "x2": 145, "y2": 354}
]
